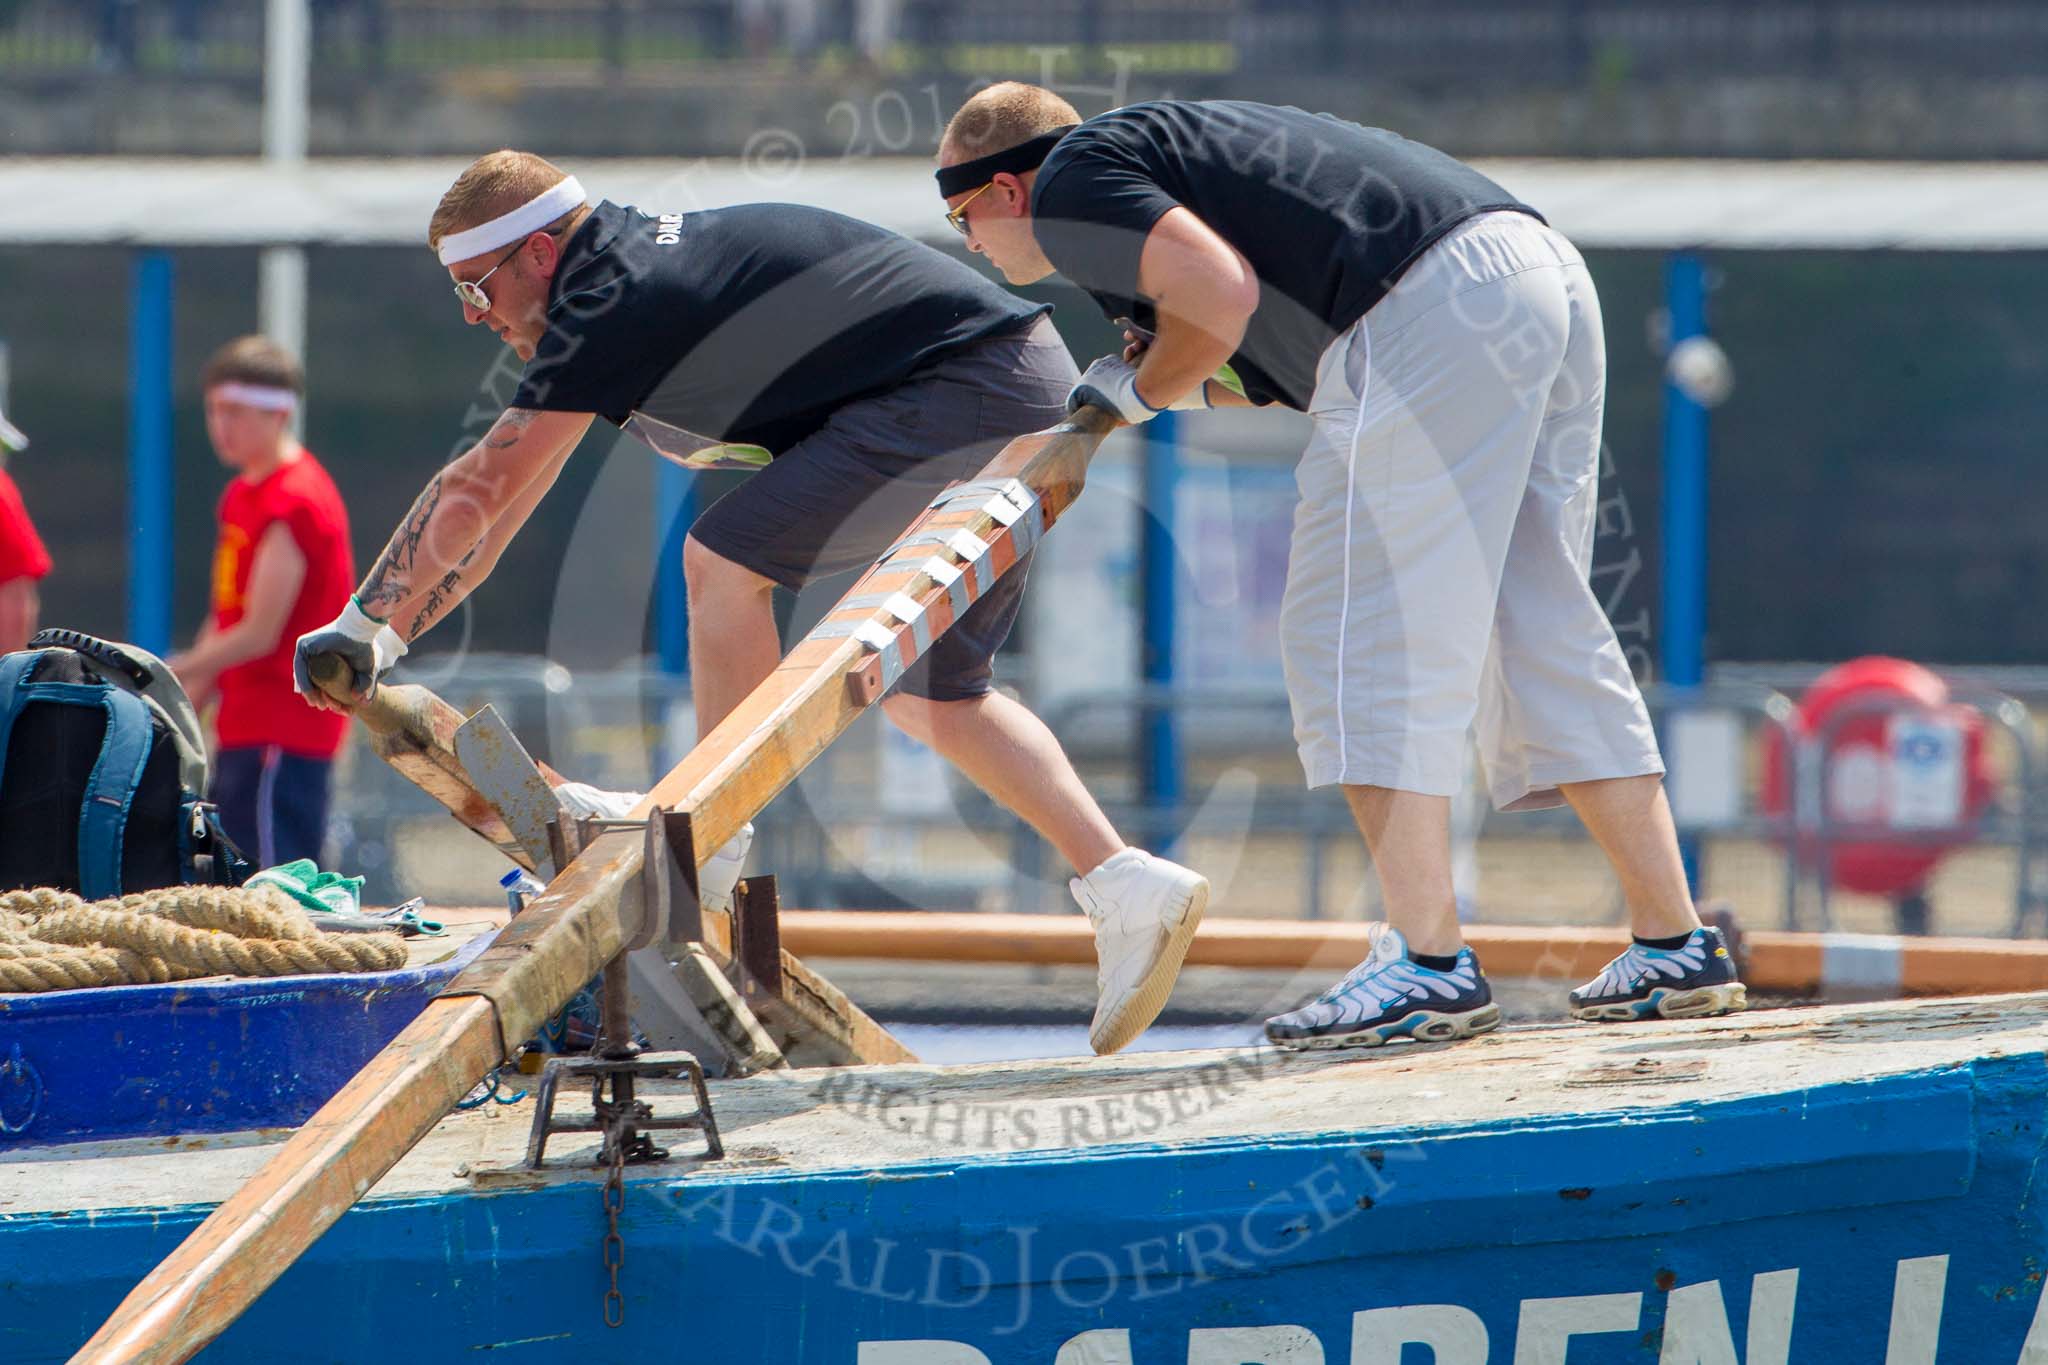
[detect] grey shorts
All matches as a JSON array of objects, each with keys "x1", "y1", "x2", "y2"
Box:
[
  {"x1": 1281, "y1": 211, "x2": 1663, "y2": 808},
  {"x1": 688, "y1": 315, "x2": 1076, "y2": 701}
]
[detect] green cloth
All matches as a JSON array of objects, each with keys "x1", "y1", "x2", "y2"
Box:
[{"x1": 247, "y1": 859, "x2": 365, "y2": 917}]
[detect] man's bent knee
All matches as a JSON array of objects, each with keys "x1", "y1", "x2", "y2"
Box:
[
  {"x1": 883, "y1": 691, "x2": 986, "y2": 742},
  {"x1": 882, "y1": 692, "x2": 940, "y2": 739},
  {"x1": 683, "y1": 534, "x2": 775, "y2": 601}
]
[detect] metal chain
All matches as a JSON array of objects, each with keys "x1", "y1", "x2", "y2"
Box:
[{"x1": 602, "y1": 1128, "x2": 626, "y2": 1328}]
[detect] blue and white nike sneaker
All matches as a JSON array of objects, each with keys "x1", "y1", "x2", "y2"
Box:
[
  {"x1": 1264, "y1": 925, "x2": 1502, "y2": 1051},
  {"x1": 1569, "y1": 927, "x2": 1748, "y2": 1022}
]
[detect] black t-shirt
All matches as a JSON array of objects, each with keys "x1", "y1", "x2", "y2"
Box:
[
  {"x1": 511, "y1": 201, "x2": 1046, "y2": 466},
  {"x1": 1031, "y1": 100, "x2": 1543, "y2": 411}
]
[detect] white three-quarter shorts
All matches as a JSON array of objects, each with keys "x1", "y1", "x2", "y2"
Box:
[{"x1": 1280, "y1": 210, "x2": 1664, "y2": 811}]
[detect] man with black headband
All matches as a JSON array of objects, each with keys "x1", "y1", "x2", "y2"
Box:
[
  {"x1": 291, "y1": 149, "x2": 1210, "y2": 1056},
  {"x1": 937, "y1": 86, "x2": 1744, "y2": 1050}
]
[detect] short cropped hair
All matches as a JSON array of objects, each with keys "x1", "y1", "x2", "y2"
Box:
[
  {"x1": 200, "y1": 335, "x2": 303, "y2": 397},
  {"x1": 940, "y1": 82, "x2": 1083, "y2": 163},
  {"x1": 429, "y1": 149, "x2": 582, "y2": 254}
]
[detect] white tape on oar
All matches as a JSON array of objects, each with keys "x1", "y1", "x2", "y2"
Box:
[
  {"x1": 826, "y1": 592, "x2": 933, "y2": 654},
  {"x1": 919, "y1": 556, "x2": 974, "y2": 620},
  {"x1": 882, "y1": 592, "x2": 932, "y2": 653},
  {"x1": 850, "y1": 620, "x2": 909, "y2": 688},
  {"x1": 817, "y1": 625, "x2": 904, "y2": 693},
  {"x1": 1008, "y1": 496, "x2": 1046, "y2": 556},
  {"x1": 1820, "y1": 932, "x2": 1904, "y2": 999},
  {"x1": 945, "y1": 529, "x2": 994, "y2": 594},
  {"x1": 935, "y1": 477, "x2": 1032, "y2": 518},
  {"x1": 874, "y1": 549, "x2": 976, "y2": 621},
  {"x1": 892, "y1": 528, "x2": 995, "y2": 593}
]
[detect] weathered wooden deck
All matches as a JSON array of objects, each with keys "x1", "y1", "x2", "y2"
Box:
[{"x1": 6, "y1": 988, "x2": 2038, "y2": 1215}]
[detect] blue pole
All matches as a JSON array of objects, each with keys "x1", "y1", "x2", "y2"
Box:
[
  {"x1": 1139, "y1": 412, "x2": 1183, "y2": 850},
  {"x1": 654, "y1": 460, "x2": 695, "y2": 675},
  {"x1": 1661, "y1": 252, "x2": 1709, "y2": 893},
  {"x1": 128, "y1": 252, "x2": 174, "y2": 656}
]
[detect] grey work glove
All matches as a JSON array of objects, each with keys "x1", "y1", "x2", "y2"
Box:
[
  {"x1": 293, "y1": 597, "x2": 409, "y2": 709},
  {"x1": 1066, "y1": 355, "x2": 1210, "y2": 425}
]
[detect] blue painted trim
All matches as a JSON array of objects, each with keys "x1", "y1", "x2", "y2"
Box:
[
  {"x1": 1139, "y1": 413, "x2": 1182, "y2": 844},
  {"x1": 1662, "y1": 253, "x2": 1709, "y2": 891},
  {"x1": 127, "y1": 253, "x2": 175, "y2": 656}
]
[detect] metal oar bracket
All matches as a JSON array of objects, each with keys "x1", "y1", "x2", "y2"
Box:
[{"x1": 520, "y1": 1051, "x2": 723, "y2": 1170}]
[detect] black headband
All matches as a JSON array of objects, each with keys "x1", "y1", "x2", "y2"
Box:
[{"x1": 935, "y1": 127, "x2": 1077, "y2": 198}]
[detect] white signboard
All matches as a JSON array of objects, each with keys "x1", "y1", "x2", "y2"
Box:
[{"x1": 1887, "y1": 713, "x2": 1967, "y2": 830}]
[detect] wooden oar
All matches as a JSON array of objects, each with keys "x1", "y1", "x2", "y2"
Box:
[
  {"x1": 305, "y1": 655, "x2": 563, "y2": 870},
  {"x1": 69, "y1": 404, "x2": 1119, "y2": 1364}
]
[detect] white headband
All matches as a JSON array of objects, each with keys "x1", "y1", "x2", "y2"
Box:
[
  {"x1": 211, "y1": 382, "x2": 299, "y2": 413},
  {"x1": 436, "y1": 176, "x2": 587, "y2": 266}
]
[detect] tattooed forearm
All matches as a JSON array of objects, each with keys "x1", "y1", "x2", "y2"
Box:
[
  {"x1": 357, "y1": 407, "x2": 575, "y2": 638},
  {"x1": 357, "y1": 475, "x2": 446, "y2": 616},
  {"x1": 483, "y1": 409, "x2": 539, "y2": 449},
  {"x1": 407, "y1": 567, "x2": 465, "y2": 640}
]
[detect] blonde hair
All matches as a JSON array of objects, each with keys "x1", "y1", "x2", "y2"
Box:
[
  {"x1": 428, "y1": 149, "x2": 583, "y2": 253},
  {"x1": 940, "y1": 82, "x2": 1083, "y2": 163},
  {"x1": 200, "y1": 335, "x2": 303, "y2": 396}
]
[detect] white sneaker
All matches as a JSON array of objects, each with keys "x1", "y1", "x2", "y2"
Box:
[
  {"x1": 699, "y1": 822, "x2": 754, "y2": 914},
  {"x1": 1070, "y1": 848, "x2": 1209, "y2": 1055}
]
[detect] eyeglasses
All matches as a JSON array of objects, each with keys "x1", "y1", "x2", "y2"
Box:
[
  {"x1": 943, "y1": 181, "x2": 994, "y2": 237},
  {"x1": 451, "y1": 239, "x2": 531, "y2": 313}
]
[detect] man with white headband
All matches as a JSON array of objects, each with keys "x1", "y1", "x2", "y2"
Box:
[
  {"x1": 936, "y1": 85, "x2": 1745, "y2": 1050},
  {"x1": 291, "y1": 149, "x2": 1210, "y2": 1056},
  {"x1": 171, "y1": 335, "x2": 356, "y2": 866}
]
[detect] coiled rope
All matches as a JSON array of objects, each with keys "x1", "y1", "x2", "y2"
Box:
[{"x1": 0, "y1": 885, "x2": 407, "y2": 993}]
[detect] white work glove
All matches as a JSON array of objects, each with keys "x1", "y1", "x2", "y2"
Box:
[
  {"x1": 292, "y1": 596, "x2": 409, "y2": 708},
  {"x1": 1066, "y1": 356, "x2": 1210, "y2": 425},
  {"x1": 553, "y1": 782, "x2": 647, "y2": 821}
]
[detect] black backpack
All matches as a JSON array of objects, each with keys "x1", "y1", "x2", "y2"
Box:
[{"x1": 0, "y1": 630, "x2": 251, "y2": 897}]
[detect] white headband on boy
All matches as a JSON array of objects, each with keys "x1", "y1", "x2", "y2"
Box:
[
  {"x1": 211, "y1": 382, "x2": 299, "y2": 413},
  {"x1": 436, "y1": 176, "x2": 587, "y2": 266}
]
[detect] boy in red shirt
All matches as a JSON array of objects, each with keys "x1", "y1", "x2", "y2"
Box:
[
  {"x1": 0, "y1": 403, "x2": 50, "y2": 654},
  {"x1": 170, "y1": 337, "x2": 355, "y2": 866}
]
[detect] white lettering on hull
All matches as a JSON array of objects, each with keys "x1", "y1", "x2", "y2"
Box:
[
  {"x1": 1053, "y1": 1330, "x2": 1132, "y2": 1365},
  {"x1": 857, "y1": 1253, "x2": 1994, "y2": 1364},
  {"x1": 1513, "y1": 1293, "x2": 1643, "y2": 1365},
  {"x1": 1886, "y1": 1256, "x2": 1949, "y2": 1365},
  {"x1": 1351, "y1": 1305, "x2": 1488, "y2": 1364},
  {"x1": 1659, "y1": 1271, "x2": 1799, "y2": 1365},
  {"x1": 1186, "y1": 1326, "x2": 1324, "y2": 1364},
  {"x1": 860, "y1": 1344, "x2": 993, "y2": 1365}
]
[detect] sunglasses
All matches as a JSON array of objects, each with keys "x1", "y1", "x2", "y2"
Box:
[
  {"x1": 943, "y1": 181, "x2": 994, "y2": 237},
  {"x1": 451, "y1": 238, "x2": 533, "y2": 313}
]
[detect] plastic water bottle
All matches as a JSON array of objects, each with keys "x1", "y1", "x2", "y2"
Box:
[{"x1": 500, "y1": 868, "x2": 547, "y2": 915}]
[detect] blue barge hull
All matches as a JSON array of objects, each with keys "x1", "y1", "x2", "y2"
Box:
[{"x1": 4, "y1": 993, "x2": 2046, "y2": 1362}]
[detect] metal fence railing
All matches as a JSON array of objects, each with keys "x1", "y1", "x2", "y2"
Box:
[
  {"x1": 327, "y1": 657, "x2": 2048, "y2": 942},
  {"x1": 10, "y1": 1, "x2": 2048, "y2": 80}
]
